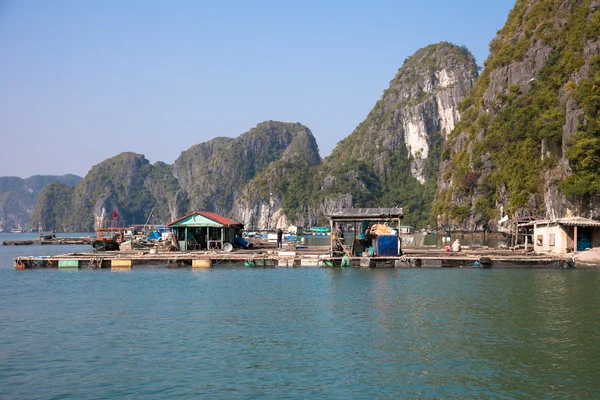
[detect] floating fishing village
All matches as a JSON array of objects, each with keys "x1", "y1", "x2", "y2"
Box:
[
  {"x1": 3, "y1": 2, "x2": 600, "y2": 399},
  {"x1": 10, "y1": 207, "x2": 600, "y2": 270}
]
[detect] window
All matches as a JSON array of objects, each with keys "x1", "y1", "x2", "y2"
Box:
[{"x1": 536, "y1": 235, "x2": 543, "y2": 246}]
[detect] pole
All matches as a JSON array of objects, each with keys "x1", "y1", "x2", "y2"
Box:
[{"x1": 143, "y1": 207, "x2": 155, "y2": 233}]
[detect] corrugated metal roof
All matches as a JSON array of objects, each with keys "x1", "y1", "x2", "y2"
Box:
[
  {"x1": 520, "y1": 217, "x2": 600, "y2": 228},
  {"x1": 197, "y1": 211, "x2": 242, "y2": 227},
  {"x1": 327, "y1": 207, "x2": 404, "y2": 220},
  {"x1": 167, "y1": 211, "x2": 243, "y2": 227},
  {"x1": 555, "y1": 217, "x2": 600, "y2": 227}
]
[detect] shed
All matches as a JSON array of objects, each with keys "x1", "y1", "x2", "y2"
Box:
[
  {"x1": 399, "y1": 225, "x2": 415, "y2": 234},
  {"x1": 520, "y1": 217, "x2": 600, "y2": 254},
  {"x1": 167, "y1": 211, "x2": 244, "y2": 251},
  {"x1": 327, "y1": 207, "x2": 404, "y2": 257},
  {"x1": 288, "y1": 225, "x2": 303, "y2": 235}
]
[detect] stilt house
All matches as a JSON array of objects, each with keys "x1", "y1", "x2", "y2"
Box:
[{"x1": 168, "y1": 211, "x2": 244, "y2": 251}]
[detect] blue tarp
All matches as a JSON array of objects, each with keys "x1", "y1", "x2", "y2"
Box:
[
  {"x1": 376, "y1": 235, "x2": 398, "y2": 256},
  {"x1": 147, "y1": 231, "x2": 160, "y2": 241},
  {"x1": 577, "y1": 233, "x2": 592, "y2": 251}
]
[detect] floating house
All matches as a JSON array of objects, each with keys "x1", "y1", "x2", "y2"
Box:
[
  {"x1": 327, "y1": 207, "x2": 404, "y2": 257},
  {"x1": 399, "y1": 225, "x2": 415, "y2": 234},
  {"x1": 520, "y1": 217, "x2": 600, "y2": 254},
  {"x1": 167, "y1": 211, "x2": 244, "y2": 251},
  {"x1": 288, "y1": 225, "x2": 303, "y2": 235}
]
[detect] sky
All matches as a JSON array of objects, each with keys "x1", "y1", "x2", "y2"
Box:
[{"x1": 0, "y1": 0, "x2": 516, "y2": 178}]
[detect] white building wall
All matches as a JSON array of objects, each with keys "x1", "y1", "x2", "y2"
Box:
[{"x1": 534, "y1": 223, "x2": 569, "y2": 254}]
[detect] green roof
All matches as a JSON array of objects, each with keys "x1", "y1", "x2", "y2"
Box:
[{"x1": 168, "y1": 213, "x2": 224, "y2": 228}]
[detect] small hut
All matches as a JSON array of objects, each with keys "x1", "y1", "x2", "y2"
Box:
[
  {"x1": 288, "y1": 225, "x2": 303, "y2": 235},
  {"x1": 520, "y1": 217, "x2": 600, "y2": 254},
  {"x1": 399, "y1": 226, "x2": 415, "y2": 234},
  {"x1": 167, "y1": 211, "x2": 244, "y2": 251},
  {"x1": 327, "y1": 207, "x2": 404, "y2": 257}
]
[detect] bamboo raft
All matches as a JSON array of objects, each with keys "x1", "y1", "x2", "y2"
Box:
[{"x1": 13, "y1": 247, "x2": 572, "y2": 269}]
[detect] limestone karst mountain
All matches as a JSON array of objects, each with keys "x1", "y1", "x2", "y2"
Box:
[
  {"x1": 31, "y1": 122, "x2": 321, "y2": 231},
  {"x1": 310, "y1": 42, "x2": 478, "y2": 227},
  {"x1": 434, "y1": 0, "x2": 600, "y2": 231},
  {"x1": 27, "y1": 0, "x2": 600, "y2": 234},
  {"x1": 28, "y1": 42, "x2": 480, "y2": 231},
  {"x1": 0, "y1": 174, "x2": 81, "y2": 231}
]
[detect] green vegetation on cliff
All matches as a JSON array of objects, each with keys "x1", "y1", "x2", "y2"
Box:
[
  {"x1": 33, "y1": 153, "x2": 180, "y2": 231},
  {"x1": 30, "y1": 182, "x2": 75, "y2": 231},
  {"x1": 561, "y1": 54, "x2": 600, "y2": 202},
  {"x1": 435, "y1": 0, "x2": 600, "y2": 228},
  {"x1": 0, "y1": 174, "x2": 82, "y2": 231},
  {"x1": 70, "y1": 153, "x2": 158, "y2": 230},
  {"x1": 176, "y1": 121, "x2": 318, "y2": 216},
  {"x1": 234, "y1": 125, "x2": 321, "y2": 224},
  {"x1": 32, "y1": 122, "x2": 324, "y2": 231},
  {"x1": 311, "y1": 42, "x2": 477, "y2": 227}
]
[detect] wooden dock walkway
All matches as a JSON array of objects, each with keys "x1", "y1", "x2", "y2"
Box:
[
  {"x1": 3, "y1": 238, "x2": 92, "y2": 246},
  {"x1": 13, "y1": 248, "x2": 572, "y2": 269}
]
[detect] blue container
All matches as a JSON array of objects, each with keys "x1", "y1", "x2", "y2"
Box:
[{"x1": 376, "y1": 235, "x2": 398, "y2": 256}]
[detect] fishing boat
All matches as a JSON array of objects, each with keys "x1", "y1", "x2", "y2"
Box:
[
  {"x1": 93, "y1": 214, "x2": 134, "y2": 251},
  {"x1": 92, "y1": 228, "x2": 127, "y2": 251}
]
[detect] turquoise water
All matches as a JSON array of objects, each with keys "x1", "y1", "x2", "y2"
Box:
[{"x1": 1, "y1": 236, "x2": 599, "y2": 398}]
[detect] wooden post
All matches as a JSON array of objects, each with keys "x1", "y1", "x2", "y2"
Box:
[
  {"x1": 184, "y1": 228, "x2": 188, "y2": 251},
  {"x1": 330, "y1": 218, "x2": 334, "y2": 256},
  {"x1": 574, "y1": 226, "x2": 578, "y2": 253},
  {"x1": 398, "y1": 217, "x2": 402, "y2": 256}
]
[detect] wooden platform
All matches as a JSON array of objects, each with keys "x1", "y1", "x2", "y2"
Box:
[
  {"x1": 13, "y1": 248, "x2": 573, "y2": 269},
  {"x1": 3, "y1": 238, "x2": 92, "y2": 246}
]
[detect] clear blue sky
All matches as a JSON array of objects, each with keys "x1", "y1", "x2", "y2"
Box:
[{"x1": 0, "y1": 0, "x2": 516, "y2": 178}]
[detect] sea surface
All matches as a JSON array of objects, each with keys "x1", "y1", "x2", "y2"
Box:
[{"x1": 1, "y1": 233, "x2": 599, "y2": 398}]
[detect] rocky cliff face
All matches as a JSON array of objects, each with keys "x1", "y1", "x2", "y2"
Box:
[
  {"x1": 174, "y1": 121, "x2": 318, "y2": 218},
  {"x1": 312, "y1": 42, "x2": 478, "y2": 227},
  {"x1": 171, "y1": 136, "x2": 233, "y2": 212},
  {"x1": 434, "y1": 0, "x2": 600, "y2": 231},
  {"x1": 32, "y1": 122, "x2": 321, "y2": 231},
  {"x1": 68, "y1": 153, "x2": 181, "y2": 231},
  {"x1": 0, "y1": 174, "x2": 81, "y2": 231},
  {"x1": 32, "y1": 153, "x2": 181, "y2": 231},
  {"x1": 232, "y1": 125, "x2": 321, "y2": 230},
  {"x1": 29, "y1": 182, "x2": 75, "y2": 232}
]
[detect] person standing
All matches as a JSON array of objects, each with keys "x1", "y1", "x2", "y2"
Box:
[{"x1": 276, "y1": 228, "x2": 283, "y2": 249}]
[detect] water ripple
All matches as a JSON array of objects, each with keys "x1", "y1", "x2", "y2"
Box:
[{"x1": 0, "y1": 260, "x2": 599, "y2": 398}]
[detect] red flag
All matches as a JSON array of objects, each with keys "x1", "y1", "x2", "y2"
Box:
[{"x1": 113, "y1": 210, "x2": 118, "y2": 219}]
